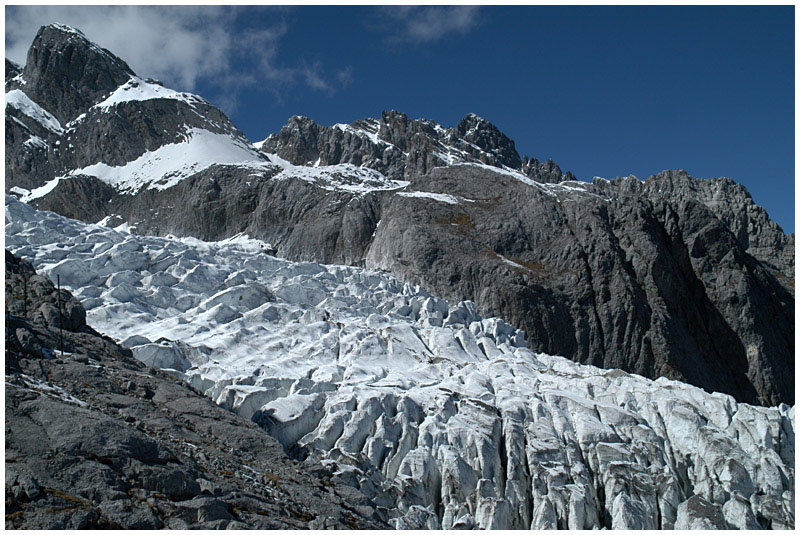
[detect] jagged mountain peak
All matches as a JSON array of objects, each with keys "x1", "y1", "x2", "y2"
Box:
[
  {"x1": 521, "y1": 155, "x2": 575, "y2": 183},
  {"x1": 380, "y1": 108, "x2": 409, "y2": 122},
  {"x1": 453, "y1": 112, "x2": 521, "y2": 169},
  {"x1": 260, "y1": 110, "x2": 548, "y2": 181},
  {"x1": 455, "y1": 112, "x2": 491, "y2": 133},
  {"x1": 40, "y1": 22, "x2": 84, "y2": 36},
  {"x1": 32, "y1": 23, "x2": 129, "y2": 70},
  {"x1": 6, "y1": 24, "x2": 266, "y2": 197},
  {"x1": 644, "y1": 169, "x2": 752, "y2": 200},
  {"x1": 20, "y1": 24, "x2": 135, "y2": 123},
  {"x1": 287, "y1": 114, "x2": 314, "y2": 124}
]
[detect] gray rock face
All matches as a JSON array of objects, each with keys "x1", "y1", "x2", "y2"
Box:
[
  {"x1": 631, "y1": 171, "x2": 793, "y2": 281},
  {"x1": 21, "y1": 24, "x2": 134, "y2": 124},
  {"x1": 31, "y1": 174, "x2": 116, "y2": 223},
  {"x1": 5, "y1": 24, "x2": 793, "y2": 407},
  {"x1": 5, "y1": 251, "x2": 386, "y2": 529},
  {"x1": 5, "y1": 103, "x2": 61, "y2": 192},
  {"x1": 364, "y1": 167, "x2": 793, "y2": 406}
]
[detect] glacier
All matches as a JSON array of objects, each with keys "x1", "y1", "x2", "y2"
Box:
[{"x1": 5, "y1": 196, "x2": 794, "y2": 529}]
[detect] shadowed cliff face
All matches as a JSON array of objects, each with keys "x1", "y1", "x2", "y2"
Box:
[{"x1": 5, "y1": 24, "x2": 794, "y2": 406}]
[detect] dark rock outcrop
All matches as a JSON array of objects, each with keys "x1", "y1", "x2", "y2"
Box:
[
  {"x1": 20, "y1": 25, "x2": 134, "y2": 124},
  {"x1": 5, "y1": 251, "x2": 385, "y2": 529},
  {"x1": 6, "y1": 59, "x2": 23, "y2": 89}
]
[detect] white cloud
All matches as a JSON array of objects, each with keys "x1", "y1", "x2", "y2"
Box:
[
  {"x1": 381, "y1": 6, "x2": 481, "y2": 43},
  {"x1": 5, "y1": 5, "x2": 351, "y2": 100}
]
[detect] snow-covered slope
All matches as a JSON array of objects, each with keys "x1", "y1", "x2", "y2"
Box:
[
  {"x1": 5, "y1": 89, "x2": 63, "y2": 134},
  {"x1": 266, "y1": 153, "x2": 410, "y2": 194},
  {"x1": 5, "y1": 197, "x2": 794, "y2": 530},
  {"x1": 90, "y1": 76, "x2": 208, "y2": 111},
  {"x1": 64, "y1": 127, "x2": 268, "y2": 194}
]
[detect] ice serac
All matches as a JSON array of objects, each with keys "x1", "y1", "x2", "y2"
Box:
[
  {"x1": 4, "y1": 24, "x2": 794, "y2": 407},
  {"x1": 6, "y1": 197, "x2": 794, "y2": 530},
  {"x1": 5, "y1": 250, "x2": 385, "y2": 529}
]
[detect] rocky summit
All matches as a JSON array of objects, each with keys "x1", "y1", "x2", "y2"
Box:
[{"x1": 4, "y1": 23, "x2": 795, "y2": 530}]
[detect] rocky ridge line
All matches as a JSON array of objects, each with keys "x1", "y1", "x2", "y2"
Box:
[
  {"x1": 258, "y1": 110, "x2": 575, "y2": 184},
  {"x1": 4, "y1": 24, "x2": 794, "y2": 407}
]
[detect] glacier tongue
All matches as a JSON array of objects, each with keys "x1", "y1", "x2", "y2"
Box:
[{"x1": 5, "y1": 196, "x2": 794, "y2": 530}]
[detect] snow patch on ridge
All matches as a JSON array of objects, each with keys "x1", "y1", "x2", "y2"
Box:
[
  {"x1": 9, "y1": 186, "x2": 29, "y2": 197},
  {"x1": 92, "y1": 76, "x2": 207, "y2": 111},
  {"x1": 268, "y1": 156, "x2": 409, "y2": 194},
  {"x1": 333, "y1": 121, "x2": 385, "y2": 146},
  {"x1": 67, "y1": 128, "x2": 271, "y2": 193},
  {"x1": 18, "y1": 176, "x2": 67, "y2": 203},
  {"x1": 5, "y1": 89, "x2": 63, "y2": 133},
  {"x1": 397, "y1": 191, "x2": 461, "y2": 204}
]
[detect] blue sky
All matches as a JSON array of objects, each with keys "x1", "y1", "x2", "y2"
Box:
[{"x1": 6, "y1": 5, "x2": 795, "y2": 232}]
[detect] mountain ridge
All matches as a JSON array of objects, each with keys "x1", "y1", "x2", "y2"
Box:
[
  {"x1": 258, "y1": 109, "x2": 574, "y2": 184},
  {"x1": 4, "y1": 24, "x2": 794, "y2": 406}
]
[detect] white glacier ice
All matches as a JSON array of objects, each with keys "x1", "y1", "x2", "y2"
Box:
[{"x1": 5, "y1": 196, "x2": 794, "y2": 530}]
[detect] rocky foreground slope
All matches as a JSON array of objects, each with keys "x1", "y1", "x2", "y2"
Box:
[
  {"x1": 6, "y1": 197, "x2": 794, "y2": 529},
  {"x1": 5, "y1": 249, "x2": 385, "y2": 529},
  {"x1": 5, "y1": 24, "x2": 793, "y2": 407}
]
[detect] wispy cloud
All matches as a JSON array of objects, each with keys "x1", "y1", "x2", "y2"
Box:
[
  {"x1": 5, "y1": 5, "x2": 352, "y2": 109},
  {"x1": 378, "y1": 6, "x2": 481, "y2": 44}
]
